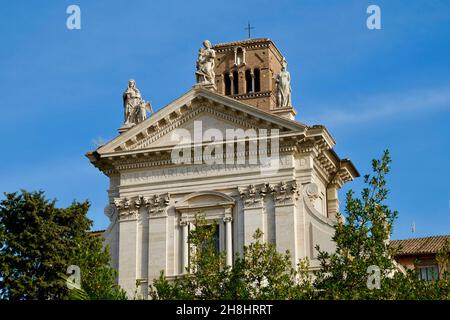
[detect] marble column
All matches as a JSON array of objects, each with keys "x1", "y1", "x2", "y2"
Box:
[
  {"x1": 230, "y1": 73, "x2": 235, "y2": 95},
  {"x1": 180, "y1": 219, "x2": 189, "y2": 273},
  {"x1": 251, "y1": 71, "x2": 255, "y2": 92},
  {"x1": 224, "y1": 214, "x2": 233, "y2": 267}
]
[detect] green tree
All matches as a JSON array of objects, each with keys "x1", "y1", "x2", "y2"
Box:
[
  {"x1": 313, "y1": 150, "x2": 450, "y2": 299},
  {"x1": 149, "y1": 150, "x2": 450, "y2": 300},
  {"x1": 0, "y1": 190, "x2": 126, "y2": 300},
  {"x1": 231, "y1": 229, "x2": 314, "y2": 300},
  {"x1": 313, "y1": 150, "x2": 398, "y2": 299},
  {"x1": 149, "y1": 215, "x2": 313, "y2": 300}
]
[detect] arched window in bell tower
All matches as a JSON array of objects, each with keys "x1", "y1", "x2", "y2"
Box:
[
  {"x1": 254, "y1": 68, "x2": 261, "y2": 92},
  {"x1": 223, "y1": 72, "x2": 231, "y2": 95},
  {"x1": 232, "y1": 70, "x2": 239, "y2": 95},
  {"x1": 245, "y1": 69, "x2": 253, "y2": 93},
  {"x1": 235, "y1": 47, "x2": 245, "y2": 65}
]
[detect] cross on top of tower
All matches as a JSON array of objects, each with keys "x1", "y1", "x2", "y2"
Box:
[{"x1": 244, "y1": 22, "x2": 255, "y2": 39}]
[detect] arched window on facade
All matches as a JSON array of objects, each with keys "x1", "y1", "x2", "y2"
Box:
[{"x1": 175, "y1": 191, "x2": 235, "y2": 274}]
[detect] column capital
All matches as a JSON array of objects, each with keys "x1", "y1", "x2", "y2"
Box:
[
  {"x1": 179, "y1": 217, "x2": 189, "y2": 227},
  {"x1": 238, "y1": 183, "x2": 272, "y2": 208},
  {"x1": 114, "y1": 193, "x2": 171, "y2": 221},
  {"x1": 114, "y1": 197, "x2": 138, "y2": 221},
  {"x1": 225, "y1": 213, "x2": 233, "y2": 267},
  {"x1": 146, "y1": 193, "x2": 170, "y2": 218},
  {"x1": 272, "y1": 180, "x2": 299, "y2": 206}
]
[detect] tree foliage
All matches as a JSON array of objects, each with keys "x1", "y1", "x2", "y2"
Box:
[
  {"x1": 150, "y1": 150, "x2": 450, "y2": 300},
  {"x1": 313, "y1": 150, "x2": 399, "y2": 298},
  {"x1": 314, "y1": 150, "x2": 450, "y2": 299},
  {"x1": 0, "y1": 190, "x2": 126, "y2": 300},
  {"x1": 2, "y1": 151, "x2": 449, "y2": 300},
  {"x1": 149, "y1": 216, "x2": 313, "y2": 300}
]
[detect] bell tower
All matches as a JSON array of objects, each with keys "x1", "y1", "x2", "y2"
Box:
[{"x1": 212, "y1": 38, "x2": 296, "y2": 120}]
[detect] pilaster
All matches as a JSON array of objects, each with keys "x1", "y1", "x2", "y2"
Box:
[
  {"x1": 272, "y1": 181, "x2": 300, "y2": 265},
  {"x1": 147, "y1": 194, "x2": 170, "y2": 281},
  {"x1": 114, "y1": 197, "x2": 139, "y2": 297},
  {"x1": 239, "y1": 184, "x2": 270, "y2": 244}
]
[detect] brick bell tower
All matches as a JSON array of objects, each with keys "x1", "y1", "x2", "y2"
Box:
[{"x1": 212, "y1": 38, "x2": 296, "y2": 120}]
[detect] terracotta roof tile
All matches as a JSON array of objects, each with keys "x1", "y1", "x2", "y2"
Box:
[
  {"x1": 213, "y1": 38, "x2": 271, "y2": 48},
  {"x1": 90, "y1": 229, "x2": 105, "y2": 237},
  {"x1": 391, "y1": 235, "x2": 450, "y2": 255}
]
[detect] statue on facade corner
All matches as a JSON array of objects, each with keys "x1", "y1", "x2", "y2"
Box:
[
  {"x1": 196, "y1": 40, "x2": 216, "y2": 85},
  {"x1": 275, "y1": 58, "x2": 292, "y2": 108},
  {"x1": 122, "y1": 79, "x2": 153, "y2": 126}
]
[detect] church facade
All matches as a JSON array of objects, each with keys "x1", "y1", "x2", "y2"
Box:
[{"x1": 87, "y1": 38, "x2": 359, "y2": 298}]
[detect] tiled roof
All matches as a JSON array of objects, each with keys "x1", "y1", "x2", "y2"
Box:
[
  {"x1": 213, "y1": 38, "x2": 271, "y2": 48},
  {"x1": 391, "y1": 235, "x2": 450, "y2": 256},
  {"x1": 90, "y1": 229, "x2": 105, "y2": 237}
]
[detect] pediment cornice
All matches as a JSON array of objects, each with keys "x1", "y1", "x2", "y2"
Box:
[
  {"x1": 86, "y1": 88, "x2": 359, "y2": 185},
  {"x1": 95, "y1": 88, "x2": 307, "y2": 155}
]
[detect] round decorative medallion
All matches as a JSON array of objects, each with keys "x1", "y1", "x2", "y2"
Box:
[{"x1": 305, "y1": 183, "x2": 319, "y2": 200}]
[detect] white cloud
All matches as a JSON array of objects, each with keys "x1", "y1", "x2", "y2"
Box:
[{"x1": 303, "y1": 85, "x2": 450, "y2": 126}]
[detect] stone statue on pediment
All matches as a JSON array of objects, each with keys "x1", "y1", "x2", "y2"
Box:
[
  {"x1": 275, "y1": 58, "x2": 292, "y2": 108},
  {"x1": 196, "y1": 40, "x2": 216, "y2": 85},
  {"x1": 122, "y1": 79, "x2": 153, "y2": 127}
]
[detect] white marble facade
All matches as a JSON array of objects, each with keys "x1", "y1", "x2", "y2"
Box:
[{"x1": 87, "y1": 87, "x2": 358, "y2": 298}]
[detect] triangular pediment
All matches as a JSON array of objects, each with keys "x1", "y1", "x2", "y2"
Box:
[
  {"x1": 146, "y1": 112, "x2": 253, "y2": 149},
  {"x1": 96, "y1": 87, "x2": 306, "y2": 156}
]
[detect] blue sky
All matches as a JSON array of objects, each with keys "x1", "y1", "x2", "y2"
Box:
[{"x1": 0, "y1": 0, "x2": 449, "y2": 239}]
